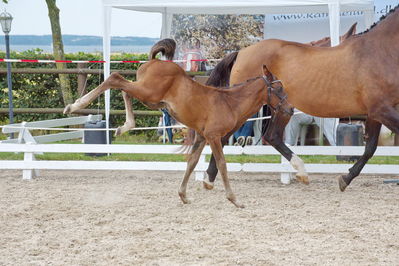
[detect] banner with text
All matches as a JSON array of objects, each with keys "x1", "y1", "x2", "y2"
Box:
[{"x1": 264, "y1": 1, "x2": 398, "y2": 43}]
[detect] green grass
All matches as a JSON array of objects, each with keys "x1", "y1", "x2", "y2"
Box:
[
  {"x1": 1, "y1": 149, "x2": 398, "y2": 165},
  {"x1": 1, "y1": 152, "x2": 399, "y2": 164},
  {"x1": 1, "y1": 134, "x2": 399, "y2": 164}
]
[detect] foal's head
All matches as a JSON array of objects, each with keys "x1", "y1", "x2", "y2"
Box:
[{"x1": 262, "y1": 65, "x2": 293, "y2": 116}]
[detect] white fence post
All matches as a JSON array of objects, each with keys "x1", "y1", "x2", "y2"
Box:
[
  {"x1": 195, "y1": 154, "x2": 206, "y2": 181},
  {"x1": 22, "y1": 142, "x2": 38, "y2": 180},
  {"x1": 280, "y1": 155, "x2": 291, "y2": 184}
]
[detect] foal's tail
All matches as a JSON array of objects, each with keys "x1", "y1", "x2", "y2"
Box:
[
  {"x1": 182, "y1": 51, "x2": 239, "y2": 155},
  {"x1": 149, "y1": 38, "x2": 176, "y2": 60}
]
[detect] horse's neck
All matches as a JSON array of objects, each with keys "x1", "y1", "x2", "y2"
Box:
[{"x1": 364, "y1": 7, "x2": 399, "y2": 42}]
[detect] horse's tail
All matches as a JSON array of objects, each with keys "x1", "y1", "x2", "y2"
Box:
[
  {"x1": 182, "y1": 51, "x2": 239, "y2": 155},
  {"x1": 149, "y1": 38, "x2": 176, "y2": 60},
  {"x1": 205, "y1": 51, "x2": 238, "y2": 87}
]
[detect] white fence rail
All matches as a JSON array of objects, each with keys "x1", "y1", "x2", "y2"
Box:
[
  {"x1": 1, "y1": 115, "x2": 103, "y2": 144},
  {"x1": 0, "y1": 143, "x2": 398, "y2": 181}
]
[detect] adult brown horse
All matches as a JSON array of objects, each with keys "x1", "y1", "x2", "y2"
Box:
[
  {"x1": 202, "y1": 23, "x2": 358, "y2": 189},
  {"x1": 64, "y1": 48, "x2": 293, "y2": 208},
  {"x1": 210, "y1": 5, "x2": 399, "y2": 191}
]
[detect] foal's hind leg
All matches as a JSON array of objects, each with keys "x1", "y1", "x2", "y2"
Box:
[
  {"x1": 338, "y1": 118, "x2": 381, "y2": 191},
  {"x1": 207, "y1": 135, "x2": 244, "y2": 208},
  {"x1": 203, "y1": 134, "x2": 231, "y2": 190},
  {"x1": 64, "y1": 72, "x2": 131, "y2": 114},
  {"x1": 178, "y1": 133, "x2": 206, "y2": 204},
  {"x1": 115, "y1": 91, "x2": 136, "y2": 136}
]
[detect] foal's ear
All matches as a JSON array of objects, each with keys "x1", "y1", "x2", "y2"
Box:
[{"x1": 262, "y1": 64, "x2": 274, "y2": 83}]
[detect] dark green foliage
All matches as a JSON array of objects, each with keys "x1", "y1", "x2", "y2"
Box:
[{"x1": 0, "y1": 49, "x2": 158, "y2": 137}]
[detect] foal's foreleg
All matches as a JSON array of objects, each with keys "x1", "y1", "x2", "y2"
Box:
[
  {"x1": 338, "y1": 118, "x2": 381, "y2": 191},
  {"x1": 264, "y1": 110, "x2": 309, "y2": 184},
  {"x1": 207, "y1": 135, "x2": 244, "y2": 208},
  {"x1": 178, "y1": 133, "x2": 206, "y2": 204},
  {"x1": 115, "y1": 91, "x2": 136, "y2": 136},
  {"x1": 203, "y1": 134, "x2": 231, "y2": 190}
]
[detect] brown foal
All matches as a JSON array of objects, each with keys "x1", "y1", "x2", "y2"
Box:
[{"x1": 64, "y1": 56, "x2": 292, "y2": 207}]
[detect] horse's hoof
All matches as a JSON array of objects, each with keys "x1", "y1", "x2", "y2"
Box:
[
  {"x1": 63, "y1": 104, "x2": 72, "y2": 114},
  {"x1": 296, "y1": 175, "x2": 310, "y2": 185},
  {"x1": 203, "y1": 180, "x2": 214, "y2": 190},
  {"x1": 338, "y1": 176, "x2": 348, "y2": 192}
]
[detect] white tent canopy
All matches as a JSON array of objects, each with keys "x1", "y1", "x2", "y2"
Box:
[{"x1": 101, "y1": 0, "x2": 375, "y2": 144}]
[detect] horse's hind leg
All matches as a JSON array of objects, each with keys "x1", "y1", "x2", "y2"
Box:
[
  {"x1": 115, "y1": 91, "x2": 136, "y2": 136},
  {"x1": 203, "y1": 134, "x2": 231, "y2": 190},
  {"x1": 339, "y1": 105, "x2": 399, "y2": 191},
  {"x1": 338, "y1": 118, "x2": 381, "y2": 191},
  {"x1": 178, "y1": 133, "x2": 206, "y2": 204},
  {"x1": 372, "y1": 105, "x2": 399, "y2": 134},
  {"x1": 264, "y1": 109, "x2": 309, "y2": 184}
]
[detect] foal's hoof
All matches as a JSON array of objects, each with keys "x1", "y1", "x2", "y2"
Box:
[
  {"x1": 63, "y1": 104, "x2": 73, "y2": 114},
  {"x1": 338, "y1": 176, "x2": 348, "y2": 192},
  {"x1": 229, "y1": 199, "x2": 245, "y2": 208},
  {"x1": 115, "y1": 127, "x2": 123, "y2": 137},
  {"x1": 115, "y1": 122, "x2": 135, "y2": 136},
  {"x1": 178, "y1": 192, "x2": 191, "y2": 204},
  {"x1": 227, "y1": 194, "x2": 245, "y2": 208},
  {"x1": 296, "y1": 175, "x2": 310, "y2": 185}
]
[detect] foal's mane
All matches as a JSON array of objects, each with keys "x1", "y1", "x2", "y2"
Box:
[
  {"x1": 189, "y1": 74, "x2": 262, "y2": 94},
  {"x1": 217, "y1": 76, "x2": 262, "y2": 91},
  {"x1": 357, "y1": 4, "x2": 399, "y2": 36}
]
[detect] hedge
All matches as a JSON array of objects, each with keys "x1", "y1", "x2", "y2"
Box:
[{"x1": 0, "y1": 49, "x2": 159, "y2": 138}]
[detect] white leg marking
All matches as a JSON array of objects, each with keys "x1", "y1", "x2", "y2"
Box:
[{"x1": 290, "y1": 154, "x2": 309, "y2": 184}]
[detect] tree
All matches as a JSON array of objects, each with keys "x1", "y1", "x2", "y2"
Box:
[
  {"x1": 171, "y1": 14, "x2": 264, "y2": 61},
  {"x1": 45, "y1": 0, "x2": 73, "y2": 105}
]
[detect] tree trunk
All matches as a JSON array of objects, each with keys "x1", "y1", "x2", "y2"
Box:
[{"x1": 45, "y1": 0, "x2": 73, "y2": 105}]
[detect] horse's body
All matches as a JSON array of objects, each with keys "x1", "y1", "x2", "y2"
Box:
[
  {"x1": 226, "y1": 6, "x2": 399, "y2": 190},
  {"x1": 232, "y1": 40, "x2": 368, "y2": 117},
  {"x1": 64, "y1": 46, "x2": 292, "y2": 208}
]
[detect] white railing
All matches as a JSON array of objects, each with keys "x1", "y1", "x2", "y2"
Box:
[
  {"x1": 0, "y1": 143, "x2": 398, "y2": 181},
  {"x1": 1, "y1": 115, "x2": 103, "y2": 144}
]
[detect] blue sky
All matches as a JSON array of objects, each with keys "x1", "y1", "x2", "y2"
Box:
[{"x1": 0, "y1": 0, "x2": 162, "y2": 37}]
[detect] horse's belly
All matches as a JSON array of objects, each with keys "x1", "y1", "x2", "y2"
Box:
[{"x1": 295, "y1": 102, "x2": 367, "y2": 118}]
